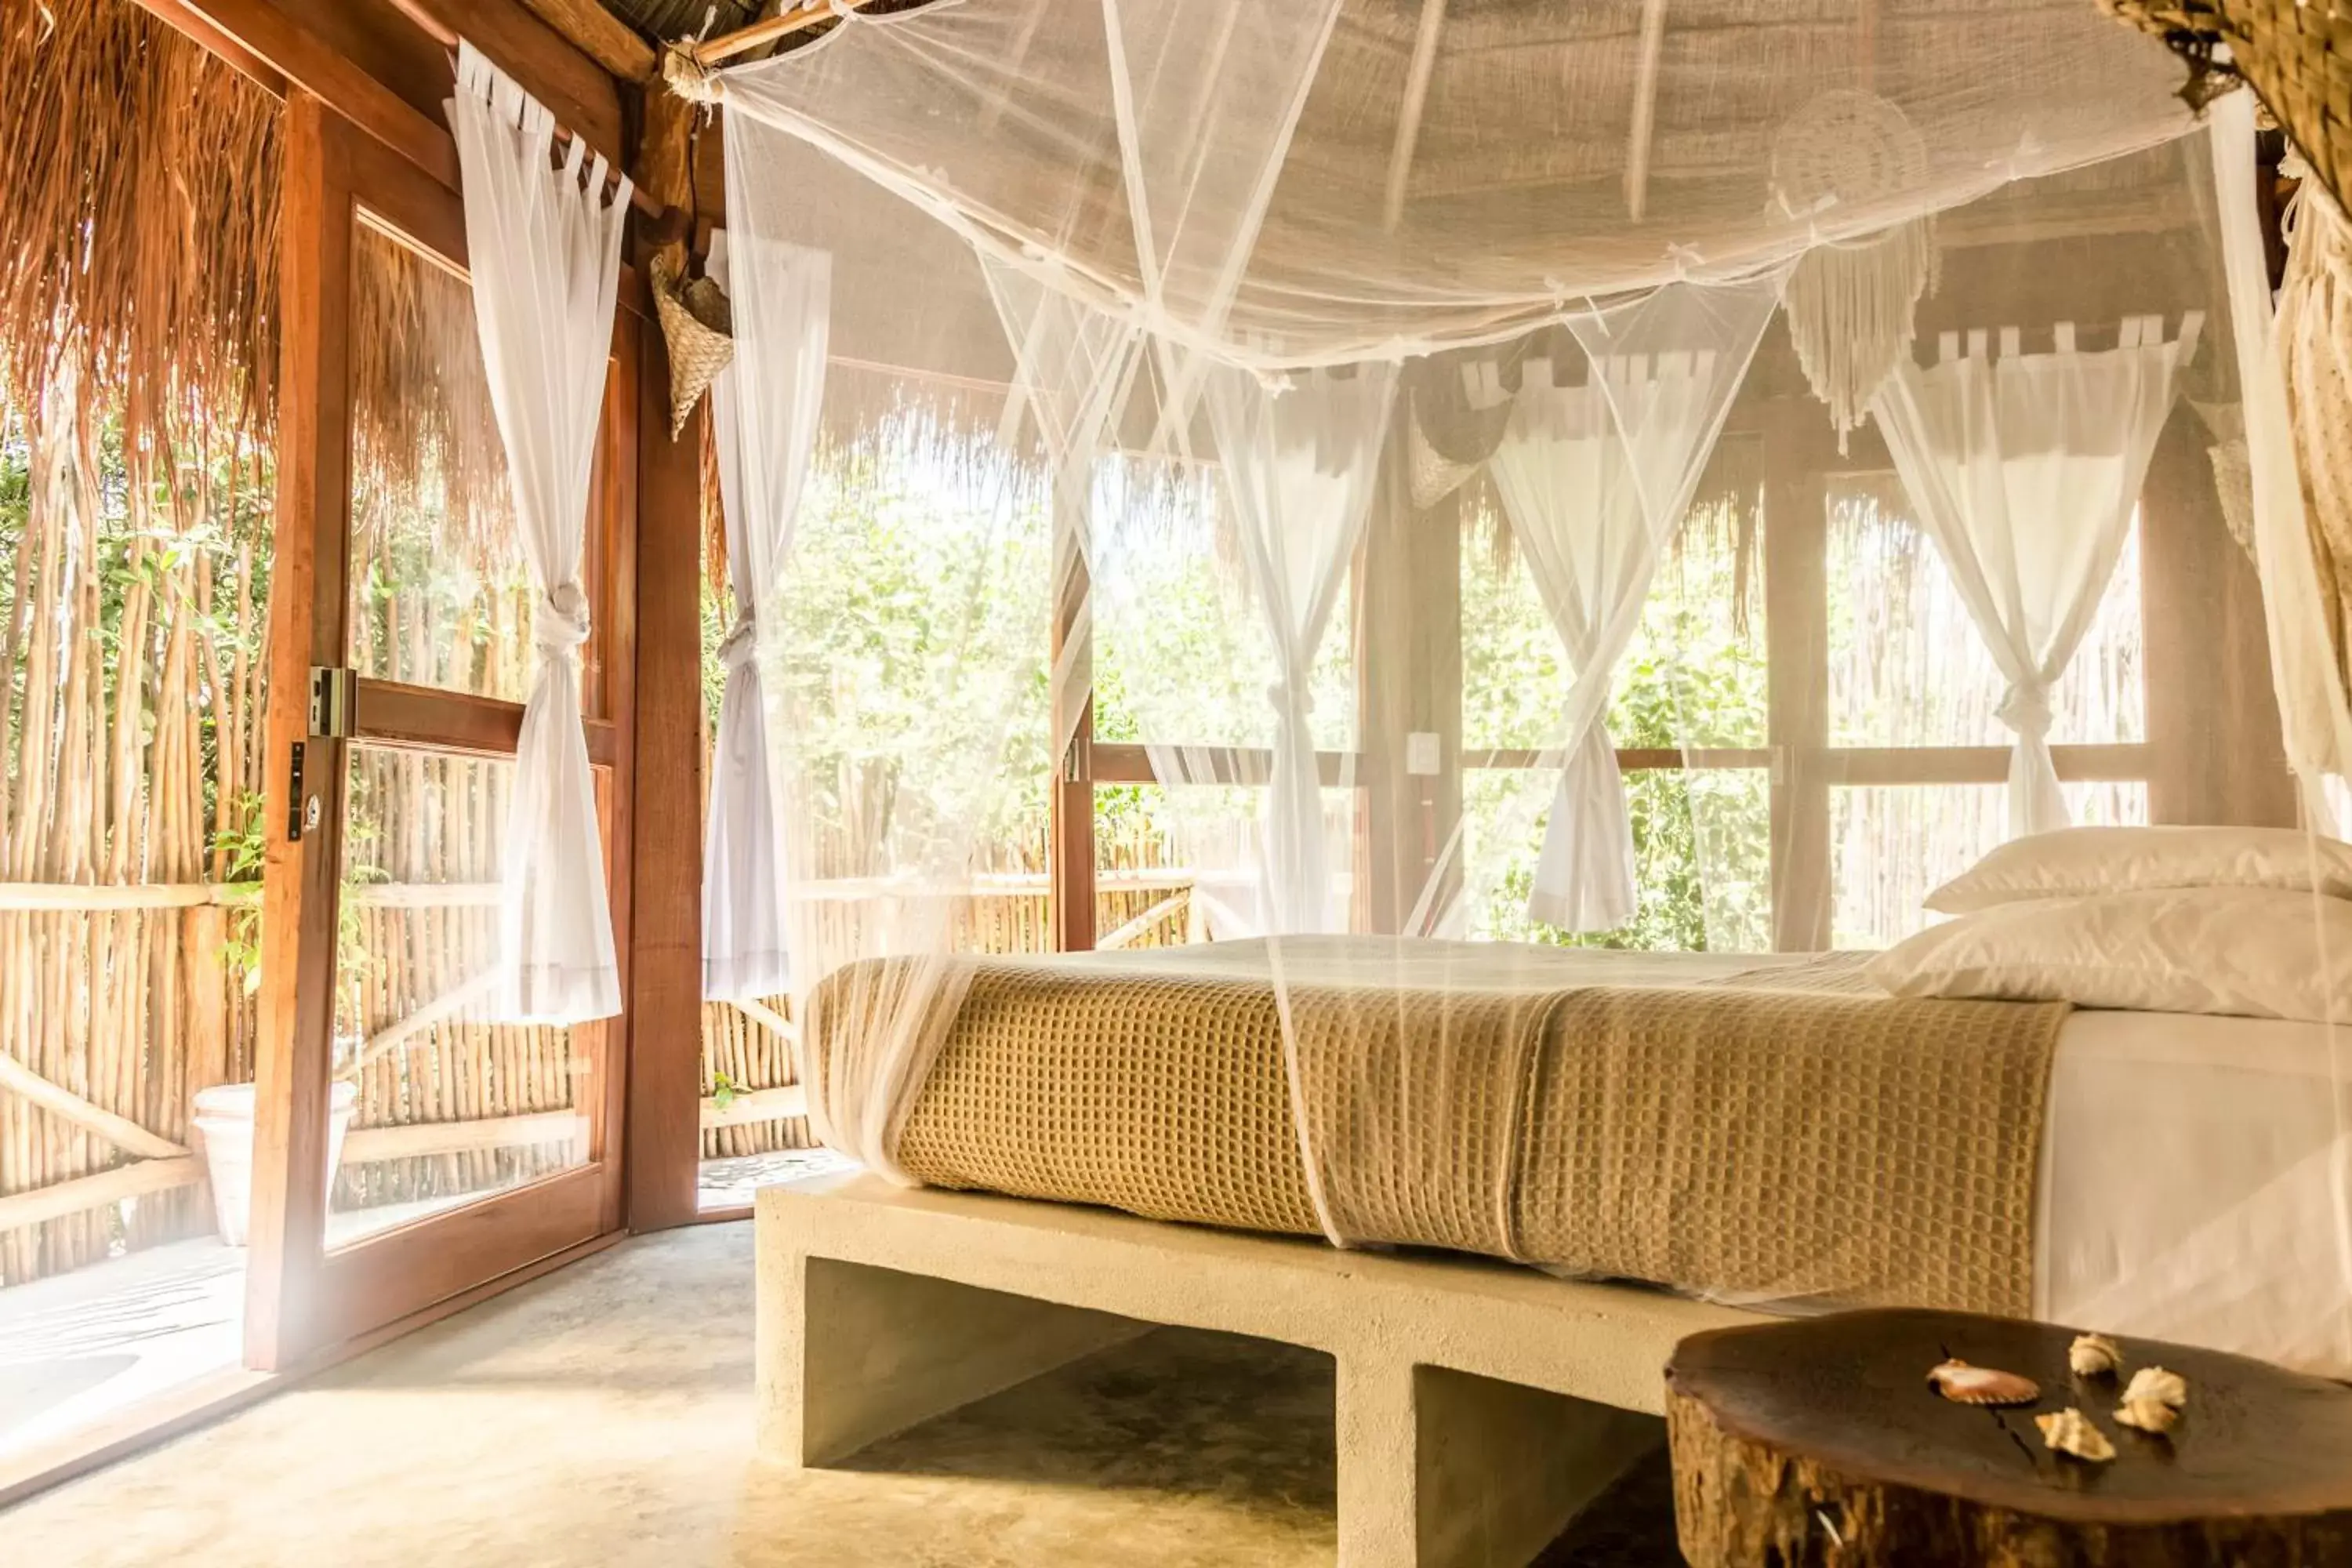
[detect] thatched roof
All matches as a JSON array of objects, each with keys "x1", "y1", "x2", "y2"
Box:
[
  {"x1": 0, "y1": 0, "x2": 279, "y2": 453},
  {"x1": 2, "y1": 0, "x2": 535, "y2": 568}
]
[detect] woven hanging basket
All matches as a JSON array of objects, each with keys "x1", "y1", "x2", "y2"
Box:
[
  {"x1": 652, "y1": 254, "x2": 735, "y2": 437},
  {"x1": 2096, "y1": 0, "x2": 2352, "y2": 215}
]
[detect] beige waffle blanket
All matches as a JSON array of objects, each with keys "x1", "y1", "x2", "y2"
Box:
[{"x1": 804, "y1": 941, "x2": 2068, "y2": 1316}]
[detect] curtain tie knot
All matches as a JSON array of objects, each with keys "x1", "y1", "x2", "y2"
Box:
[
  {"x1": 717, "y1": 609, "x2": 758, "y2": 670},
  {"x1": 1996, "y1": 681, "x2": 2054, "y2": 740},
  {"x1": 1266, "y1": 677, "x2": 1310, "y2": 717},
  {"x1": 534, "y1": 583, "x2": 592, "y2": 660}
]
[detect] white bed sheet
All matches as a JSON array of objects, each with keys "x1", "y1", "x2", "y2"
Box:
[
  {"x1": 1063, "y1": 938, "x2": 2352, "y2": 1375},
  {"x1": 2039, "y1": 1007, "x2": 2352, "y2": 1379}
]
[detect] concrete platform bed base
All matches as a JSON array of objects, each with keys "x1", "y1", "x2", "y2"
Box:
[{"x1": 756, "y1": 1175, "x2": 1762, "y2": 1568}]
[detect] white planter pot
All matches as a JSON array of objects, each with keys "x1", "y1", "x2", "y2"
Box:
[{"x1": 191, "y1": 1081, "x2": 358, "y2": 1247}]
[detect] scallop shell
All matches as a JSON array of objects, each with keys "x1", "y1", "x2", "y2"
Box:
[
  {"x1": 2114, "y1": 1396, "x2": 2180, "y2": 1435},
  {"x1": 1926, "y1": 1359, "x2": 2041, "y2": 1407},
  {"x1": 2068, "y1": 1333, "x2": 2123, "y2": 1378},
  {"x1": 2122, "y1": 1366, "x2": 2189, "y2": 1409},
  {"x1": 2036, "y1": 1406, "x2": 2118, "y2": 1462}
]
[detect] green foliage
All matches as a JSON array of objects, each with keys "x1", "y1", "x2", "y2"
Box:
[
  {"x1": 722, "y1": 418, "x2": 1772, "y2": 950},
  {"x1": 763, "y1": 412, "x2": 1054, "y2": 876},
  {"x1": 1459, "y1": 503, "x2": 1770, "y2": 952}
]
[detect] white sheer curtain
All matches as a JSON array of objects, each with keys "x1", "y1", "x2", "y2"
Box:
[
  {"x1": 1490, "y1": 358, "x2": 1698, "y2": 931},
  {"x1": 702, "y1": 230, "x2": 830, "y2": 1000},
  {"x1": 449, "y1": 42, "x2": 628, "y2": 1023},
  {"x1": 1872, "y1": 318, "x2": 2194, "y2": 837},
  {"x1": 1202, "y1": 364, "x2": 1396, "y2": 934},
  {"x1": 1468, "y1": 279, "x2": 1780, "y2": 934}
]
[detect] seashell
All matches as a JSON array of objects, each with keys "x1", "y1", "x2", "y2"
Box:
[
  {"x1": 2122, "y1": 1366, "x2": 2189, "y2": 1409},
  {"x1": 1926, "y1": 1359, "x2": 2041, "y2": 1407},
  {"x1": 2036, "y1": 1407, "x2": 2117, "y2": 1463},
  {"x1": 2068, "y1": 1333, "x2": 2123, "y2": 1378},
  {"x1": 2114, "y1": 1396, "x2": 2180, "y2": 1435}
]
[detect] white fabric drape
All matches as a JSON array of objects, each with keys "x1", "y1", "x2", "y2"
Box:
[
  {"x1": 1473, "y1": 278, "x2": 1782, "y2": 933},
  {"x1": 982, "y1": 258, "x2": 1142, "y2": 765},
  {"x1": 1491, "y1": 358, "x2": 1699, "y2": 931},
  {"x1": 2211, "y1": 93, "x2": 2352, "y2": 822},
  {"x1": 1203, "y1": 365, "x2": 1396, "y2": 934},
  {"x1": 702, "y1": 230, "x2": 831, "y2": 1000},
  {"x1": 450, "y1": 42, "x2": 629, "y2": 1023},
  {"x1": 1872, "y1": 318, "x2": 2194, "y2": 837}
]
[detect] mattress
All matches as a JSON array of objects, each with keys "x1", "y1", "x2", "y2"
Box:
[{"x1": 804, "y1": 938, "x2": 2352, "y2": 1378}]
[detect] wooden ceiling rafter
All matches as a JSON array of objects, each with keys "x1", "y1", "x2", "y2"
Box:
[
  {"x1": 515, "y1": 0, "x2": 659, "y2": 82},
  {"x1": 1381, "y1": 0, "x2": 1450, "y2": 232}
]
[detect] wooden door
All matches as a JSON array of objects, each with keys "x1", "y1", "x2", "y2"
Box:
[{"x1": 245, "y1": 93, "x2": 636, "y2": 1369}]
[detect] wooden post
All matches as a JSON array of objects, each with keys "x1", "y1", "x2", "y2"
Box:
[
  {"x1": 1048, "y1": 487, "x2": 1097, "y2": 952},
  {"x1": 1358, "y1": 416, "x2": 1463, "y2": 935},
  {"x1": 245, "y1": 90, "x2": 354, "y2": 1369},
  {"x1": 615, "y1": 38, "x2": 710, "y2": 1232},
  {"x1": 1762, "y1": 399, "x2": 1832, "y2": 953},
  {"x1": 2140, "y1": 403, "x2": 2297, "y2": 828}
]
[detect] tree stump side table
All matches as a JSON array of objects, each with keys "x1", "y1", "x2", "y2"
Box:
[{"x1": 1665, "y1": 1308, "x2": 2352, "y2": 1568}]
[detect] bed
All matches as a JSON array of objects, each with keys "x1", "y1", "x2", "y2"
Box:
[{"x1": 801, "y1": 936, "x2": 2352, "y2": 1380}]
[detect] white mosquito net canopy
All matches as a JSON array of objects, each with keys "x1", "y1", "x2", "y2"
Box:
[{"x1": 698, "y1": 0, "x2": 2352, "y2": 1377}]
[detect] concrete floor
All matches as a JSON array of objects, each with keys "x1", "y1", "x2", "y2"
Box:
[
  {"x1": 1, "y1": 1222, "x2": 1677, "y2": 1567},
  {"x1": 0, "y1": 1237, "x2": 244, "y2": 1467}
]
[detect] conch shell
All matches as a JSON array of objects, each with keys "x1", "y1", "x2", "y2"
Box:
[
  {"x1": 2068, "y1": 1333, "x2": 2123, "y2": 1378},
  {"x1": 2036, "y1": 1407, "x2": 2117, "y2": 1462},
  {"x1": 1926, "y1": 1359, "x2": 2041, "y2": 1407},
  {"x1": 2122, "y1": 1366, "x2": 2189, "y2": 1409},
  {"x1": 2114, "y1": 1396, "x2": 2180, "y2": 1435}
]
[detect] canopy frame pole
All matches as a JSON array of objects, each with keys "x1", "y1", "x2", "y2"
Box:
[{"x1": 681, "y1": 0, "x2": 872, "y2": 70}]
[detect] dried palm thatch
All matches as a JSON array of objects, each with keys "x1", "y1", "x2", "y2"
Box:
[
  {"x1": 348, "y1": 225, "x2": 520, "y2": 570},
  {"x1": 0, "y1": 0, "x2": 279, "y2": 459}
]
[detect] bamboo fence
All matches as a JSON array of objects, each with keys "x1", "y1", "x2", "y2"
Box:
[{"x1": 0, "y1": 390, "x2": 267, "y2": 1285}]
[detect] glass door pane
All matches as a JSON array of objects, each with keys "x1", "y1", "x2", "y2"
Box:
[
  {"x1": 346, "y1": 220, "x2": 537, "y2": 703},
  {"x1": 327, "y1": 746, "x2": 595, "y2": 1250}
]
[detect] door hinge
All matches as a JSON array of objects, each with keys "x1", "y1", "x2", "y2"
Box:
[{"x1": 308, "y1": 665, "x2": 357, "y2": 739}]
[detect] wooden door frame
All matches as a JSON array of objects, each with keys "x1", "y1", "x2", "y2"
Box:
[{"x1": 247, "y1": 89, "x2": 643, "y2": 1370}]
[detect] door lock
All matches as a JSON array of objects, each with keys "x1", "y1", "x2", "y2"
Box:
[{"x1": 308, "y1": 665, "x2": 357, "y2": 739}]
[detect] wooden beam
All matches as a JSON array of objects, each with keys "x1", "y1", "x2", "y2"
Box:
[
  {"x1": 1381, "y1": 0, "x2": 1448, "y2": 233},
  {"x1": 135, "y1": 0, "x2": 289, "y2": 96},
  {"x1": 157, "y1": 0, "x2": 460, "y2": 187},
  {"x1": 383, "y1": 0, "x2": 627, "y2": 167},
  {"x1": 1622, "y1": 0, "x2": 1668, "y2": 223},
  {"x1": 1087, "y1": 743, "x2": 1364, "y2": 788},
  {"x1": 623, "y1": 309, "x2": 708, "y2": 1235},
  {"x1": 0, "y1": 1054, "x2": 191, "y2": 1162},
  {"x1": 0, "y1": 1157, "x2": 202, "y2": 1236},
  {"x1": 343, "y1": 1111, "x2": 590, "y2": 1162},
  {"x1": 515, "y1": 0, "x2": 656, "y2": 83},
  {"x1": 700, "y1": 1084, "x2": 807, "y2": 1130}
]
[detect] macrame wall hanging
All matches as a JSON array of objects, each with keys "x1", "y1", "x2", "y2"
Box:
[{"x1": 1771, "y1": 89, "x2": 1940, "y2": 451}]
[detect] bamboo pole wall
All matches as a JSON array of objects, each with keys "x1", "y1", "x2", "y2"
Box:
[{"x1": 0, "y1": 390, "x2": 267, "y2": 1287}]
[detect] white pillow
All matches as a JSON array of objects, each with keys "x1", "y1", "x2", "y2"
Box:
[
  {"x1": 1923, "y1": 826, "x2": 2352, "y2": 914},
  {"x1": 1867, "y1": 885, "x2": 2352, "y2": 1023}
]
